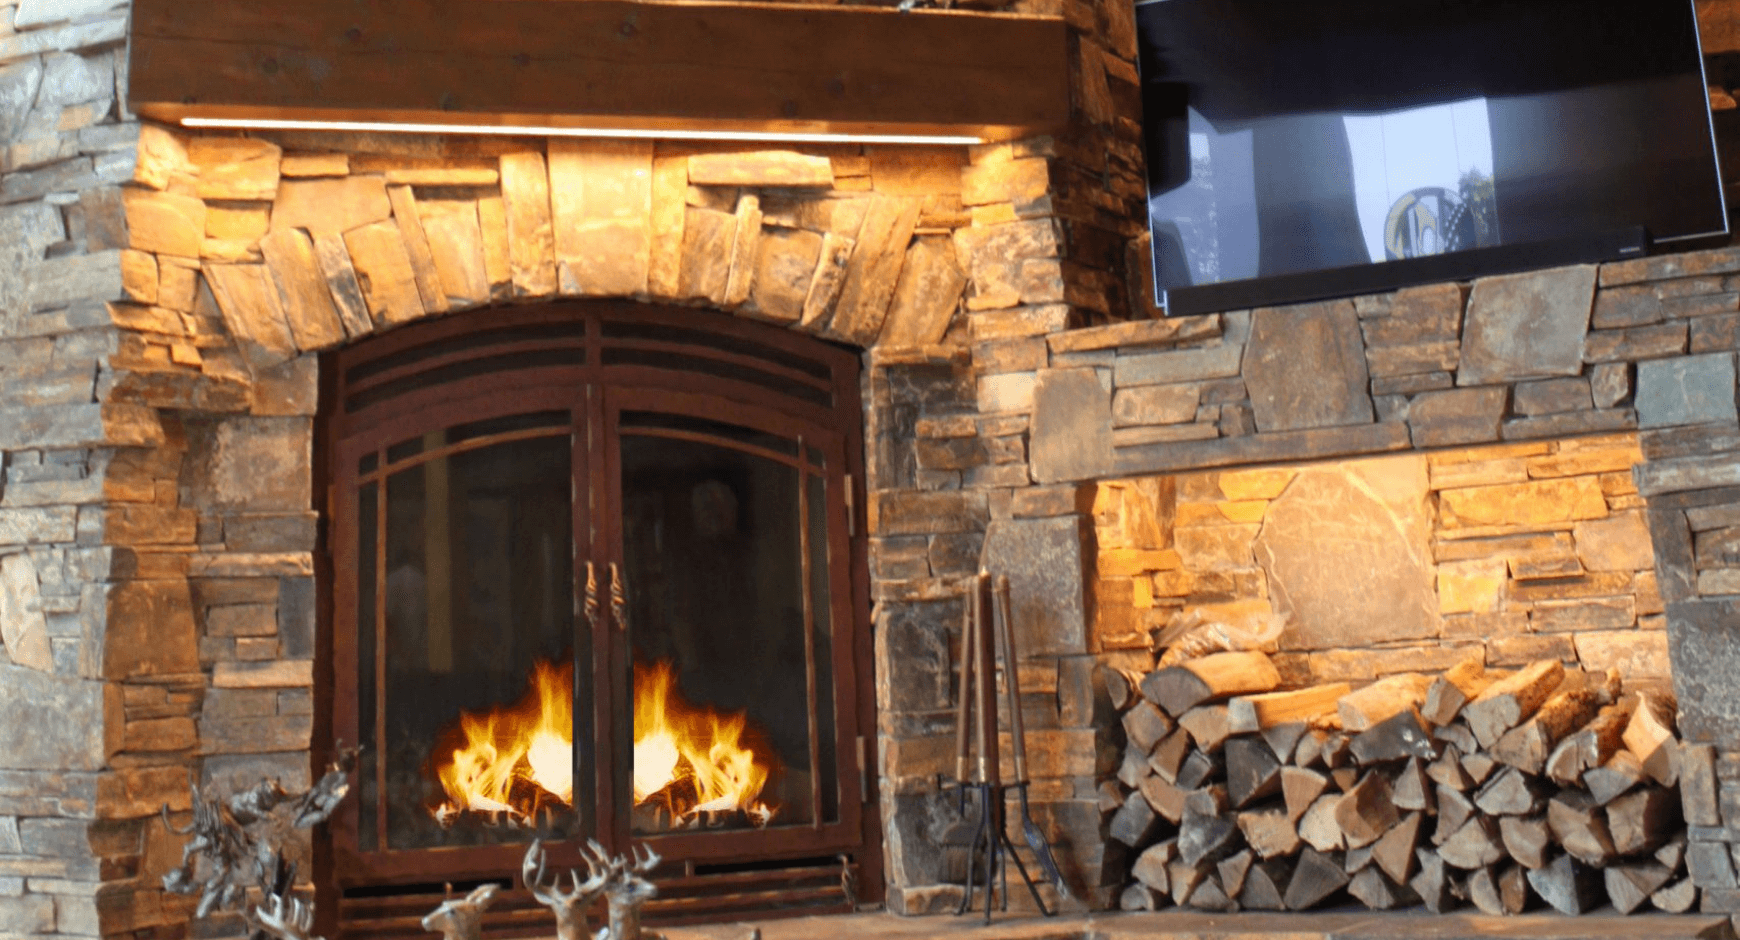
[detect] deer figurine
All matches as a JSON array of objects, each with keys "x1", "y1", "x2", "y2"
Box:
[
  {"x1": 596, "y1": 843, "x2": 662, "y2": 940},
  {"x1": 421, "y1": 883, "x2": 500, "y2": 940},
  {"x1": 522, "y1": 839, "x2": 608, "y2": 940}
]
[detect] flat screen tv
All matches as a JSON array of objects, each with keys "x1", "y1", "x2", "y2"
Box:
[{"x1": 1136, "y1": 0, "x2": 1729, "y2": 316}]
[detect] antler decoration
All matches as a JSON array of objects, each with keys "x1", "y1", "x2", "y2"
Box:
[
  {"x1": 162, "y1": 747, "x2": 358, "y2": 938},
  {"x1": 517, "y1": 840, "x2": 664, "y2": 940},
  {"x1": 522, "y1": 839, "x2": 608, "y2": 940},
  {"x1": 421, "y1": 883, "x2": 501, "y2": 940}
]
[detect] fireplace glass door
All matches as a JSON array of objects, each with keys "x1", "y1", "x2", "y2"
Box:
[{"x1": 323, "y1": 305, "x2": 874, "y2": 925}]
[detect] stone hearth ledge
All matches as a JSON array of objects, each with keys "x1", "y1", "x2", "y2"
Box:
[{"x1": 660, "y1": 910, "x2": 1736, "y2": 940}]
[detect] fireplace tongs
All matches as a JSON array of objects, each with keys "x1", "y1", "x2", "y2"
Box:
[{"x1": 946, "y1": 571, "x2": 1070, "y2": 922}]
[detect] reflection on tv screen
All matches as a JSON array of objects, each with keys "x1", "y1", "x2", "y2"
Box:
[{"x1": 1137, "y1": 0, "x2": 1727, "y2": 315}]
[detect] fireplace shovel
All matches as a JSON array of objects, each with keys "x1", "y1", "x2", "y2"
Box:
[{"x1": 992, "y1": 575, "x2": 1072, "y2": 903}]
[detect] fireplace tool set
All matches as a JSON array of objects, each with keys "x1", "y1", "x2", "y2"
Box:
[{"x1": 944, "y1": 571, "x2": 1070, "y2": 922}]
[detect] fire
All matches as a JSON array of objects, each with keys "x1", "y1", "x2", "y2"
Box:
[
  {"x1": 427, "y1": 657, "x2": 777, "y2": 829},
  {"x1": 431, "y1": 659, "x2": 574, "y2": 827},
  {"x1": 633, "y1": 660, "x2": 777, "y2": 828}
]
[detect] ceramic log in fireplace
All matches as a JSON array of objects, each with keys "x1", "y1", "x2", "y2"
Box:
[{"x1": 317, "y1": 304, "x2": 879, "y2": 937}]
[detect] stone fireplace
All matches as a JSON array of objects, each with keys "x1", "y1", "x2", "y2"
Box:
[{"x1": 6, "y1": 0, "x2": 1740, "y2": 937}]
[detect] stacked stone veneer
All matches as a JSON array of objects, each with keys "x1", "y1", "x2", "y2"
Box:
[
  {"x1": 4, "y1": 0, "x2": 1740, "y2": 935},
  {"x1": 1091, "y1": 433, "x2": 1670, "y2": 689}
]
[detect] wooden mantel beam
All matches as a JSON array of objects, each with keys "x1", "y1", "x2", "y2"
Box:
[{"x1": 129, "y1": 0, "x2": 1071, "y2": 142}]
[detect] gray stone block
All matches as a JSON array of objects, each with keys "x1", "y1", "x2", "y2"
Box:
[
  {"x1": 1245, "y1": 300, "x2": 1374, "y2": 433},
  {"x1": 1669, "y1": 598, "x2": 1740, "y2": 744},
  {"x1": 0, "y1": 895, "x2": 53, "y2": 935},
  {"x1": 1690, "y1": 840, "x2": 1739, "y2": 890},
  {"x1": 1637, "y1": 353, "x2": 1738, "y2": 429},
  {"x1": 1407, "y1": 385, "x2": 1507, "y2": 448},
  {"x1": 980, "y1": 515, "x2": 1088, "y2": 657},
  {"x1": 1029, "y1": 368, "x2": 1112, "y2": 484},
  {"x1": 874, "y1": 599, "x2": 954, "y2": 714},
  {"x1": 1458, "y1": 264, "x2": 1596, "y2": 385},
  {"x1": 0, "y1": 665, "x2": 106, "y2": 771},
  {"x1": 277, "y1": 575, "x2": 315, "y2": 659}
]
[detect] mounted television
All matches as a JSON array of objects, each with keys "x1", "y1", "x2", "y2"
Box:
[{"x1": 1136, "y1": 0, "x2": 1728, "y2": 316}]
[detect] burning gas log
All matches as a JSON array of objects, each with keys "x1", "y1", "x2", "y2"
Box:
[
  {"x1": 430, "y1": 659, "x2": 575, "y2": 827},
  {"x1": 633, "y1": 659, "x2": 777, "y2": 829}
]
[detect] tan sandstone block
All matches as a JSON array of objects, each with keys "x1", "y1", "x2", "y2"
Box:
[
  {"x1": 1438, "y1": 477, "x2": 1610, "y2": 528},
  {"x1": 416, "y1": 200, "x2": 491, "y2": 307},
  {"x1": 723, "y1": 194, "x2": 763, "y2": 308},
  {"x1": 310, "y1": 232, "x2": 373, "y2": 337},
  {"x1": 687, "y1": 150, "x2": 833, "y2": 188},
  {"x1": 342, "y1": 220, "x2": 425, "y2": 327},
  {"x1": 476, "y1": 195, "x2": 512, "y2": 297},
  {"x1": 203, "y1": 203, "x2": 270, "y2": 243},
  {"x1": 746, "y1": 226, "x2": 823, "y2": 324},
  {"x1": 386, "y1": 185, "x2": 449, "y2": 314},
  {"x1": 269, "y1": 176, "x2": 390, "y2": 237},
  {"x1": 258, "y1": 228, "x2": 347, "y2": 351},
  {"x1": 677, "y1": 206, "x2": 736, "y2": 304},
  {"x1": 187, "y1": 137, "x2": 281, "y2": 201},
  {"x1": 120, "y1": 249, "x2": 156, "y2": 305},
  {"x1": 550, "y1": 139, "x2": 653, "y2": 297},
  {"x1": 1437, "y1": 558, "x2": 1507, "y2": 614},
  {"x1": 201, "y1": 262, "x2": 299, "y2": 372},
  {"x1": 499, "y1": 151, "x2": 557, "y2": 296},
  {"x1": 123, "y1": 188, "x2": 205, "y2": 257},
  {"x1": 826, "y1": 194, "x2": 922, "y2": 345},
  {"x1": 279, "y1": 153, "x2": 349, "y2": 177},
  {"x1": 647, "y1": 154, "x2": 688, "y2": 299},
  {"x1": 878, "y1": 234, "x2": 966, "y2": 348}
]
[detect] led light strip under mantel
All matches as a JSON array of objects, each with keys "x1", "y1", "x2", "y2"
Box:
[{"x1": 178, "y1": 116, "x2": 985, "y2": 146}]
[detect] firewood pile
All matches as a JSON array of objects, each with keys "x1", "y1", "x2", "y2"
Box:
[{"x1": 1105, "y1": 650, "x2": 1702, "y2": 916}]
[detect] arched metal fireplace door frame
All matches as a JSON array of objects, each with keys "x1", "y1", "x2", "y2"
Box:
[{"x1": 316, "y1": 302, "x2": 877, "y2": 909}]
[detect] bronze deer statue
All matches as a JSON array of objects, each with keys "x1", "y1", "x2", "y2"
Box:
[
  {"x1": 421, "y1": 883, "x2": 500, "y2": 940},
  {"x1": 522, "y1": 839, "x2": 609, "y2": 940}
]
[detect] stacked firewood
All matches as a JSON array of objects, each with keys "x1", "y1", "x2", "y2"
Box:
[{"x1": 1105, "y1": 651, "x2": 1700, "y2": 915}]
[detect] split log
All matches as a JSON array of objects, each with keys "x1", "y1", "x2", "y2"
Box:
[
  {"x1": 1372, "y1": 812, "x2": 1424, "y2": 885},
  {"x1": 1499, "y1": 863, "x2": 1532, "y2": 913},
  {"x1": 1225, "y1": 738, "x2": 1282, "y2": 809},
  {"x1": 1183, "y1": 784, "x2": 1228, "y2": 817},
  {"x1": 1490, "y1": 682, "x2": 1600, "y2": 775},
  {"x1": 1466, "y1": 866, "x2": 1506, "y2": 916},
  {"x1": 1282, "y1": 766, "x2": 1330, "y2": 824},
  {"x1": 1096, "y1": 779, "x2": 1127, "y2": 814},
  {"x1": 1348, "y1": 866, "x2": 1417, "y2": 910},
  {"x1": 1410, "y1": 847, "x2": 1457, "y2": 913},
  {"x1": 1141, "y1": 651, "x2": 1282, "y2": 717},
  {"x1": 1681, "y1": 742, "x2": 1720, "y2": 827},
  {"x1": 1421, "y1": 657, "x2": 1490, "y2": 726},
  {"x1": 1472, "y1": 766, "x2": 1550, "y2": 816},
  {"x1": 1218, "y1": 848, "x2": 1255, "y2": 899},
  {"x1": 1655, "y1": 832, "x2": 1688, "y2": 871},
  {"x1": 1119, "y1": 884, "x2": 1166, "y2": 911},
  {"x1": 1652, "y1": 876, "x2": 1698, "y2": 913},
  {"x1": 1393, "y1": 757, "x2": 1432, "y2": 811},
  {"x1": 1241, "y1": 858, "x2": 1292, "y2": 910},
  {"x1": 1437, "y1": 816, "x2": 1506, "y2": 870},
  {"x1": 1426, "y1": 744, "x2": 1476, "y2": 791},
  {"x1": 1434, "y1": 721, "x2": 1479, "y2": 757},
  {"x1": 1262, "y1": 721, "x2": 1309, "y2": 765},
  {"x1": 1178, "y1": 809, "x2": 1241, "y2": 866},
  {"x1": 1292, "y1": 729, "x2": 1330, "y2": 769},
  {"x1": 1104, "y1": 665, "x2": 1141, "y2": 711},
  {"x1": 1283, "y1": 847, "x2": 1349, "y2": 910},
  {"x1": 1187, "y1": 874, "x2": 1232, "y2": 911},
  {"x1": 1433, "y1": 787, "x2": 1476, "y2": 846},
  {"x1": 1228, "y1": 685, "x2": 1349, "y2": 734},
  {"x1": 1130, "y1": 840, "x2": 1176, "y2": 893},
  {"x1": 1607, "y1": 786, "x2": 1681, "y2": 855},
  {"x1": 1544, "y1": 699, "x2": 1635, "y2": 787},
  {"x1": 1175, "y1": 749, "x2": 1219, "y2": 791},
  {"x1": 1122, "y1": 701, "x2": 1174, "y2": 753},
  {"x1": 1337, "y1": 674, "x2": 1433, "y2": 732},
  {"x1": 1109, "y1": 791, "x2": 1163, "y2": 847},
  {"x1": 1138, "y1": 773, "x2": 1186, "y2": 824},
  {"x1": 1167, "y1": 858, "x2": 1212, "y2": 907},
  {"x1": 1525, "y1": 853, "x2": 1604, "y2": 915},
  {"x1": 1344, "y1": 842, "x2": 1374, "y2": 874},
  {"x1": 1149, "y1": 728, "x2": 1192, "y2": 783},
  {"x1": 1464, "y1": 660, "x2": 1565, "y2": 749},
  {"x1": 1117, "y1": 748, "x2": 1150, "y2": 789},
  {"x1": 1350, "y1": 708, "x2": 1438, "y2": 764},
  {"x1": 1498, "y1": 814, "x2": 1550, "y2": 869},
  {"x1": 1320, "y1": 733, "x2": 1354, "y2": 770},
  {"x1": 1584, "y1": 749, "x2": 1645, "y2": 805},
  {"x1": 1178, "y1": 704, "x2": 1233, "y2": 754},
  {"x1": 1605, "y1": 861, "x2": 1673, "y2": 914},
  {"x1": 1460, "y1": 751, "x2": 1499, "y2": 787},
  {"x1": 1330, "y1": 767, "x2": 1360, "y2": 792},
  {"x1": 1547, "y1": 790, "x2": 1617, "y2": 866},
  {"x1": 1298, "y1": 793, "x2": 1345, "y2": 853},
  {"x1": 1237, "y1": 807, "x2": 1301, "y2": 860},
  {"x1": 1623, "y1": 692, "x2": 1679, "y2": 787},
  {"x1": 1334, "y1": 772, "x2": 1398, "y2": 849}
]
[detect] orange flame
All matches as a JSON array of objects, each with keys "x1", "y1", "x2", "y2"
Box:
[
  {"x1": 427, "y1": 658, "x2": 777, "y2": 829},
  {"x1": 431, "y1": 659, "x2": 574, "y2": 827},
  {"x1": 633, "y1": 660, "x2": 776, "y2": 828}
]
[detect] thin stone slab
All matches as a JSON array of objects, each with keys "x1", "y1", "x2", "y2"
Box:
[
  {"x1": 1458, "y1": 265, "x2": 1597, "y2": 385},
  {"x1": 1636, "y1": 353, "x2": 1739, "y2": 429},
  {"x1": 1029, "y1": 367, "x2": 1113, "y2": 484},
  {"x1": 1667, "y1": 597, "x2": 1740, "y2": 743},
  {"x1": 269, "y1": 176, "x2": 390, "y2": 237},
  {"x1": 878, "y1": 235, "x2": 965, "y2": 348},
  {"x1": 1114, "y1": 421, "x2": 1411, "y2": 476},
  {"x1": 1245, "y1": 300, "x2": 1373, "y2": 432},
  {"x1": 980, "y1": 515, "x2": 1089, "y2": 657},
  {"x1": 1255, "y1": 455, "x2": 1439, "y2": 649}
]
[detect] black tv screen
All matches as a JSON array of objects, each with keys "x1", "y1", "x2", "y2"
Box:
[{"x1": 1136, "y1": 0, "x2": 1728, "y2": 316}]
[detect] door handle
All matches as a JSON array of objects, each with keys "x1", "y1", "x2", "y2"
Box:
[
  {"x1": 609, "y1": 562, "x2": 627, "y2": 633},
  {"x1": 584, "y1": 561, "x2": 600, "y2": 632}
]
